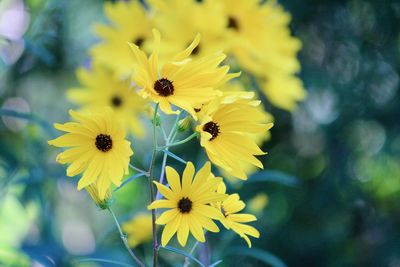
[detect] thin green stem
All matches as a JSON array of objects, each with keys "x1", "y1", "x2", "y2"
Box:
[
  {"x1": 129, "y1": 164, "x2": 149, "y2": 176},
  {"x1": 183, "y1": 239, "x2": 201, "y2": 267},
  {"x1": 148, "y1": 103, "x2": 160, "y2": 267},
  {"x1": 156, "y1": 112, "x2": 182, "y2": 199},
  {"x1": 158, "y1": 132, "x2": 198, "y2": 150},
  {"x1": 107, "y1": 208, "x2": 145, "y2": 267}
]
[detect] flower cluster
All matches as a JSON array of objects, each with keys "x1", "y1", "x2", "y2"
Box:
[{"x1": 47, "y1": 0, "x2": 303, "y2": 264}]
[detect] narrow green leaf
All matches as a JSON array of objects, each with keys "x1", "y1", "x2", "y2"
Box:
[
  {"x1": 114, "y1": 172, "x2": 147, "y2": 192},
  {"x1": 76, "y1": 257, "x2": 133, "y2": 267},
  {"x1": 208, "y1": 259, "x2": 223, "y2": 267},
  {"x1": 225, "y1": 247, "x2": 287, "y2": 267},
  {"x1": 248, "y1": 170, "x2": 300, "y2": 187},
  {"x1": 162, "y1": 149, "x2": 187, "y2": 164},
  {"x1": 159, "y1": 245, "x2": 205, "y2": 267}
]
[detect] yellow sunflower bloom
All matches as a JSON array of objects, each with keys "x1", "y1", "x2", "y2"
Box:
[
  {"x1": 67, "y1": 65, "x2": 147, "y2": 138},
  {"x1": 122, "y1": 213, "x2": 153, "y2": 248},
  {"x1": 90, "y1": 0, "x2": 153, "y2": 78},
  {"x1": 48, "y1": 108, "x2": 133, "y2": 198},
  {"x1": 213, "y1": 182, "x2": 260, "y2": 248},
  {"x1": 247, "y1": 193, "x2": 269, "y2": 214},
  {"x1": 148, "y1": 0, "x2": 228, "y2": 59},
  {"x1": 196, "y1": 98, "x2": 273, "y2": 180},
  {"x1": 129, "y1": 29, "x2": 234, "y2": 119},
  {"x1": 148, "y1": 161, "x2": 227, "y2": 247}
]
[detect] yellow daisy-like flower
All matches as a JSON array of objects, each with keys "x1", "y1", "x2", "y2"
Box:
[
  {"x1": 220, "y1": 0, "x2": 305, "y2": 111},
  {"x1": 67, "y1": 65, "x2": 147, "y2": 138},
  {"x1": 213, "y1": 182, "x2": 260, "y2": 248},
  {"x1": 48, "y1": 108, "x2": 133, "y2": 198},
  {"x1": 148, "y1": 162, "x2": 226, "y2": 247},
  {"x1": 148, "y1": 0, "x2": 228, "y2": 59},
  {"x1": 90, "y1": 0, "x2": 152, "y2": 78},
  {"x1": 213, "y1": 82, "x2": 275, "y2": 182},
  {"x1": 196, "y1": 98, "x2": 273, "y2": 180},
  {"x1": 122, "y1": 213, "x2": 153, "y2": 248},
  {"x1": 129, "y1": 29, "x2": 234, "y2": 119},
  {"x1": 260, "y1": 73, "x2": 306, "y2": 111},
  {"x1": 247, "y1": 193, "x2": 269, "y2": 214}
]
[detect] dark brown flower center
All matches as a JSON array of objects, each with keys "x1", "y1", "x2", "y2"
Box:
[
  {"x1": 111, "y1": 96, "x2": 122, "y2": 107},
  {"x1": 133, "y1": 36, "x2": 145, "y2": 47},
  {"x1": 178, "y1": 197, "x2": 193, "y2": 213},
  {"x1": 95, "y1": 134, "x2": 112, "y2": 152},
  {"x1": 203, "y1": 121, "x2": 220, "y2": 141},
  {"x1": 154, "y1": 78, "x2": 174, "y2": 97},
  {"x1": 227, "y1": 16, "x2": 239, "y2": 31}
]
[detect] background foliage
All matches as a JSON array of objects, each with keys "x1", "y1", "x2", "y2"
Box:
[{"x1": 1, "y1": 0, "x2": 400, "y2": 266}]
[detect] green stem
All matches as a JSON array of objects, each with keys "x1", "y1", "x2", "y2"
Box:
[
  {"x1": 158, "y1": 132, "x2": 198, "y2": 150},
  {"x1": 107, "y1": 208, "x2": 145, "y2": 267},
  {"x1": 183, "y1": 239, "x2": 201, "y2": 267},
  {"x1": 129, "y1": 164, "x2": 149, "y2": 176},
  {"x1": 148, "y1": 103, "x2": 160, "y2": 267}
]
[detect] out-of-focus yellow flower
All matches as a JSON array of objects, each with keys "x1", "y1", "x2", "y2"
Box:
[
  {"x1": 219, "y1": 0, "x2": 305, "y2": 111},
  {"x1": 122, "y1": 213, "x2": 153, "y2": 248},
  {"x1": 67, "y1": 65, "x2": 147, "y2": 138},
  {"x1": 213, "y1": 182, "x2": 260, "y2": 248},
  {"x1": 85, "y1": 183, "x2": 112, "y2": 209},
  {"x1": 48, "y1": 108, "x2": 133, "y2": 198},
  {"x1": 129, "y1": 29, "x2": 235, "y2": 119},
  {"x1": 90, "y1": 0, "x2": 153, "y2": 78},
  {"x1": 247, "y1": 193, "x2": 269, "y2": 214},
  {"x1": 196, "y1": 98, "x2": 273, "y2": 180},
  {"x1": 148, "y1": 162, "x2": 226, "y2": 247},
  {"x1": 148, "y1": 0, "x2": 228, "y2": 60},
  {"x1": 260, "y1": 73, "x2": 306, "y2": 111}
]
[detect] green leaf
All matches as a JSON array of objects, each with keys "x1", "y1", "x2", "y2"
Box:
[
  {"x1": 208, "y1": 260, "x2": 223, "y2": 267},
  {"x1": 159, "y1": 245, "x2": 205, "y2": 267},
  {"x1": 114, "y1": 172, "x2": 147, "y2": 192},
  {"x1": 248, "y1": 170, "x2": 300, "y2": 187},
  {"x1": 225, "y1": 247, "x2": 287, "y2": 267},
  {"x1": 75, "y1": 258, "x2": 133, "y2": 267},
  {"x1": 162, "y1": 150, "x2": 187, "y2": 164}
]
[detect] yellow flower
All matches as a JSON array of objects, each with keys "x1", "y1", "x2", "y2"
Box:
[
  {"x1": 219, "y1": 0, "x2": 305, "y2": 111},
  {"x1": 213, "y1": 182, "x2": 260, "y2": 248},
  {"x1": 48, "y1": 108, "x2": 133, "y2": 198},
  {"x1": 196, "y1": 98, "x2": 273, "y2": 180},
  {"x1": 260, "y1": 73, "x2": 306, "y2": 111},
  {"x1": 148, "y1": 162, "x2": 226, "y2": 247},
  {"x1": 122, "y1": 213, "x2": 153, "y2": 248},
  {"x1": 148, "y1": 0, "x2": 228, "y2": 59},
  {"x1": 129, "y1": 29, "x2": 234, "y2": 119},
  {"x1": 247, "y1": 193, "x2": 269, "y2": 214},
  {"x1": 85, "y1": 183, "x2": 112, "y2": 209},
  {"x1": 214, "y1": 82, "x2": 275, "y2": 182},
  {"x1": 67, "y1": 65, "x2": 147, "y2": 138},
  {"x1": 222, "y1": 0, "x2": 301, "y2": 74},
  {"x1": 90, "y1": 0, "x2": 153, "y2": 78}
]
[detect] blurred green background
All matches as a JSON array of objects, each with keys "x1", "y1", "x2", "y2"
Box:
[{"x1": 1, "y1": 0, "x2": 400, "y2": 266}]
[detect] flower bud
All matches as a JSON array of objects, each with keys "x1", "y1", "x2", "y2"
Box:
[
  {"x1": 85, "y1": 184, "x2": 112, "y2": 210},
  {"x1": 177, "y1": 116, "x2": 192, "y2": 132}
]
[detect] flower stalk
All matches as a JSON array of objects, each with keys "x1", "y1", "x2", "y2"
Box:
[
  {"x1": 107, "y1": 207, "x2": 145, "y2": 267},
  {"x1": 148, "y1": 103, "x2": 160, "y2": 267}
]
